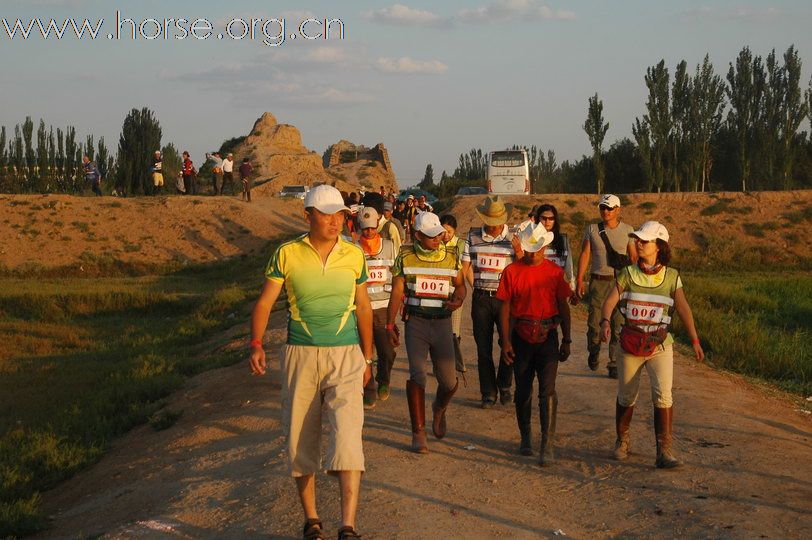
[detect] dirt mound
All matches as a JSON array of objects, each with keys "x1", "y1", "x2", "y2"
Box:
[
  {"x1": 0, "y1": 194, "x2": 309, "y2": 271},
  {"x1": 447, "y1": 190, "x2": 812, "y2": 263}
]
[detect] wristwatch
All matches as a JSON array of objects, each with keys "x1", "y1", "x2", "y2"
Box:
[
  {"x1": 562, "y1": 338, "x2": 572, "y2": 344},
  {"x1": 599, "y1": 318, "x2": 610, "y2": 326}
]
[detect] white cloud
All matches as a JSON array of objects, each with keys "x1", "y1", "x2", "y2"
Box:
[
  {"x1": 376, "y1": 57, "x2": 448, "y2": 74},
  {"x1": 679, "y1": 5, "x2": 781, "y2": 22},
  {"x1": 363, "y1": 4, "x2": 447, "y2": 26},
  {"x1": 457, "y1": 0, "x2": 576, "y2": 23}
]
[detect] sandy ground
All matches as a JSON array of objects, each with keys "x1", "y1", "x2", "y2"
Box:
[{"x1": 36, "y1": 304, "x2": 812, "y2": 539}]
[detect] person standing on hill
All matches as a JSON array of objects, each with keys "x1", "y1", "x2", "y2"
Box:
[
  {"x1": 356, "y1": 208, "x2": 398, "y2": 408},
  {"x1": 387, "y1": 212, "x2": 466, "y2": 454},
  {"x1": 497, "y1": 223, "x2": 572, "y2": 463},
  {"x1": 462, "y1": 196, "x2": 517, "y2": 408},
  {"x1": 150, "y1": 150, "x2": 164, "y2": 195},
  {"x1": 206, "y1": 152, "x2": 224, "y2": 196},
  {"x1": 222, "y1": 153, "x2": 235, "y2": 195},
  {"x1": 575, "y1": 194, "x2": 637, "y2": 378},
  {"x1": 180, "y1": 151, "x2": 196, "y2": 195},
  {"x1": 82, "y1": 155, "x2": 102, "y2": 196},
  {"x1": 239, "y1": 157, "x2": 253, "y2": 202},
  {"x1": 599, "y1": 221, "x2": 704, "y2": 469},
  {"x1": 249, "y1": 185, "x2": 374, "y2": 540}
]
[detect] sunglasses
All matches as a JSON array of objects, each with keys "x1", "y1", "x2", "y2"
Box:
[
  {"x1": 538, "y1": 215, "x2": 556, "y2": 222},
  {"x1": 599, "y1": 205, "x2": 618, "y2": 212},
  {"x1": 634, "y1": 237, "x2": 653, "y2": 244}
]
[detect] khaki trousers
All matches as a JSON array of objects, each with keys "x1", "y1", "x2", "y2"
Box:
[
  {"x1": 617, "y1": 344, "x2": 674, "y2": 408},
  {"x1": 586, "y1": 278, "x2": 623, "y2": 368}
]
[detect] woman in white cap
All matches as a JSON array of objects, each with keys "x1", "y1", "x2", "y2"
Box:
[
  {"x1": 496, "y1": 223, "x2": 572, "y2": 464},
  {"x1": 600, "y1": 221, "x2": 704, "y2": 469},
  {"x1": 387, "y1": 212, "x2": 466, "y2": 453}
]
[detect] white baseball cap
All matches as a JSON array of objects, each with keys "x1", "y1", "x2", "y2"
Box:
[
  {"x1": 518, "y1": 222, "x2": 555, "y2": 253},
  {"x1": 304, "y1": 185, "x2": 351, "y2": 214},
  {"x1": 598, "y1": 194, "x2": 621, "y2": 208},
  {"x1": 630, "y1": 221, "x2": 670, "y2": 243},
  {"x1": 359, "y1": 207, "x2": 380, "y2": 229},
  {"x1": 414, "y1": 212, "x2": 446, "y2": 237}
]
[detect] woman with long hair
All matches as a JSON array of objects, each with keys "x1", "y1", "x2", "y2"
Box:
[{"x1": 534, "y1": 204, "x2": 576, "y2": 294}]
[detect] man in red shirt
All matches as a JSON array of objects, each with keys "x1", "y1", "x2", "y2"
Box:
[{"x1": 496, "y1": 223, "x2": 572, "y2": 465}]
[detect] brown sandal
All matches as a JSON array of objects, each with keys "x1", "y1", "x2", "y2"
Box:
[
  {"x1": 303, "y1": 518, "x2": 326, "y2": 539},
  {"x1": 337, "y1": 525, "x2": 362, "y2": 539}
]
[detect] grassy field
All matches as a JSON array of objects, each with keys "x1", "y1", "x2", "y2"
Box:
[
  {"x1": 672, "y1": 271, "x2": 811, "y2": 395},
  {"x1": 0, "y1": 252, "x2": 274, "y2": 537}
]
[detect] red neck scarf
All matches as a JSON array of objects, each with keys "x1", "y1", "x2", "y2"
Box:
[{"x1": 638, "y1": 260, "x2": 663, "y2": 275}]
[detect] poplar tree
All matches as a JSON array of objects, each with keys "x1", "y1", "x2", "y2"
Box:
[
  {"x1": 779, "y1": 45, "x2": 808, "y2": 188},
  {"x1": 726, "y1": 47, "x2": 762, "y2": 191},
  {"x1": 691, "y1": 55, "x2": 725, "y2": 192},
  {"x1": 115, "y1": 107, "x2": 162, "y2": 195},
  {"x1": 583, "y1": 93, "x2": 610, "y2": 193}
]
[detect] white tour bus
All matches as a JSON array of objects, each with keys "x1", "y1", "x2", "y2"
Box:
[{"x1": 487, "y1": 149, "x2": 530, "y2": 195}]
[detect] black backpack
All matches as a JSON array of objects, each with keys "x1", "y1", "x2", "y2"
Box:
[{"x1": 598, "y1": 222, "x2": 632, "y2": 270}]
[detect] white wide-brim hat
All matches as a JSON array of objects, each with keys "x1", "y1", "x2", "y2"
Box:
[{"x1": 519, "y1": 222, "x2": 555, "y2": 253}]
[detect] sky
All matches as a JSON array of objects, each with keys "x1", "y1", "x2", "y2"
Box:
[{"x1": 2, "y1": 0, "x2": 811, "y2": 185}]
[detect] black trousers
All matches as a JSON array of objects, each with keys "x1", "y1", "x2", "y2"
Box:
[
  {"x1": 512, "y1": 329, "x2": 559, "y2": 406},
  {"x1": 472, "y1": 291, "x2": 513, "y2": 400}
]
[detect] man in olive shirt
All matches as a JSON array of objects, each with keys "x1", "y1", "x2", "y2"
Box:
[{"x1": 575, "y1": 194, "x2": 637, "y2": 379}]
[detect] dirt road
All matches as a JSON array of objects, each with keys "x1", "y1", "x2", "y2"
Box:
[{"x1": 38, "y1": 306, "x2": 812, "y2": 539}]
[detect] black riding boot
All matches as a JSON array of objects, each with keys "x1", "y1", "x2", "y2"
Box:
[
  {"x1": 516, "y1": 398, "x2": 533, "y2": 455},
  {"x1": 539, "y1": 392, "x2": 558, "y2": 466}
]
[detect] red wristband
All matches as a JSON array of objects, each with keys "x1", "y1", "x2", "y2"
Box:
[
  {"x1": 249, "y1": 339, "x2": 263, "y2": 349},
  {"x1": 385, "y1": 324, "x2": 396, "y2": 331},
  {"x1": 691, "y1": 338, "x2": 700, "y2": 345}
]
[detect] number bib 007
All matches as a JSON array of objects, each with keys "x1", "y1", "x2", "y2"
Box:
[
  {"x1": 415, "y1": 275, "x2": 450, "y2": 299},
  {"x1": 477, "y1": 253, "x2": 509, "y2": 274}
]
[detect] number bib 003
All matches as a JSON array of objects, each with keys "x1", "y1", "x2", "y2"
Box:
[
  {"x1": 414, "y1": 275, "x2": 450, "y2": 298},
  {"x1": 367, "y1": 265, "x2": 390, "y2": 286}
]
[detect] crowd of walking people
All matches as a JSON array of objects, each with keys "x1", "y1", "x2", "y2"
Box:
[{"x1": 249, "y1": 185, "x2": 705, "y2": 539}]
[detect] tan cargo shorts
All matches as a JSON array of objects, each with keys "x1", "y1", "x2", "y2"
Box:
[{"x1": 280, "y1": 344, "x2": 366, "y2": 477}]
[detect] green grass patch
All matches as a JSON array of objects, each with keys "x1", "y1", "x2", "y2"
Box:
[
  {"x1": 0, "y1": 249, "x2": 275, "y2": 537},
  {"x1": 699, "y1": 197, "x2": 735, "y2": 216},
  {"x1": 564, "y1": 199, "x2": 577, "y2": 208},
  {"x1": 674, "y1": 271, "x2": 811, "y2": 395},
  {"x1": 742, "y1": 223, "x2": 765, "y2": 237},
  {"x1": 637, "y1": 201, "x2": 657, "y2": 210},
  {"x1": 781, "y1": 205, "x2": 812, "y2": 224}
]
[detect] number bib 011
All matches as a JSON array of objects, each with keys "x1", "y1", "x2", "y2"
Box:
[
  {"x1": 477, "y1": 253, "x2": 509, "y2": 274},
  {"x1": 414, "y1": 275, "x2": 450, "y2": 299}
]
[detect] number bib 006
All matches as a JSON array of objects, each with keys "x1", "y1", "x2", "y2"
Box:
[
  {"x1": 414, "y1": 275, "x2": 450, "y2": 298},
  {"x1": 625, "y1": 301, "x2": 665, "y2": 326},
  {"x1": 477, "y1": 253, "x2": 509, "y2": 274}
]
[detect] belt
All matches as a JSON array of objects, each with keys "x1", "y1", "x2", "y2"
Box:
[
  {"x1": 408, "y1": 312, "x2": 450, "y2": 320},
  {"x1": 474, "y1": 288, "x2": 498, "y2": 297},
  {"x1": 590, "y1": 273, "x2": 614, "y2": 281}
]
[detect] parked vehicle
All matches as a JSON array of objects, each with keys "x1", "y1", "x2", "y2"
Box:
[
  {"x1": 279, "y1": 185, "x2": 309, "y2": 199},
  {"x1": 456, "y1": 186, "x2": 488, "y2": 196},
  {"x1": 487, "y1": 149, "x2": 530, "y2": 195}
]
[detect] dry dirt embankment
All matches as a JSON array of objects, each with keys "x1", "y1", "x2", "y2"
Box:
[{"x1": 2, "y1": 190, "x2": 810, "y2": 272}]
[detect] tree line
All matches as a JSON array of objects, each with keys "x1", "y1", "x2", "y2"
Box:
[{"x1": 423, "y1": 45, "x2": 812, "y2": 196}]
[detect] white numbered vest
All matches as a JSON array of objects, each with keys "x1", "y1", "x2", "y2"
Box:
[
  {"x1": 359, "y1": 238, "x2": 396, "y2": 311},
  {"x1": 544, "y1": 234, "x2": 569, "y2": 269},
  {"x1": 400, "y1": 244, "x2": 458, "y2": 317},
  {"x1": 467, "y1": 227, "x2": 514, "y2": 292},
  {"x1": 618, "y1": 267, "x2": 680, "y2": 333}
]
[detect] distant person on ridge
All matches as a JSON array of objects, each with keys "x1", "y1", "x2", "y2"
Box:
[
  {"x1": 180, "y1": 151, "x2": 196, "y2": 195},
  {"x1": 205, "y1": 152, "x2": 224, "y2": 196},
  {"x1": 150, "y1": 150, "x2": 163, "y2": 195},
  {"x1": 575, "y1": 194, "x2": 637, "y2": 379},
  {"x1": 249, "y1": 185, "x2": 373, "y2": 539},
  {"x1": 222, "y1": 153, "x2": 235, "y2": 195},
  {"x1": 239, "y1": 157, "x2": 253, "y2": 202},
  {"x1": 82, "y1": 155, "x2": 102, "y2": 196}
]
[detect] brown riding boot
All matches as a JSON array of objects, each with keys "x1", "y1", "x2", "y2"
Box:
[
  {"x1": 538, "y1": 393, "x2": 558, "y2": 466},
  {"x1": 613, "y1": 401, "x2": 634, "y2": 460},
  {"x1": 406, "y1": 380, "x2": 428, "y2": 454},
  {"x1": 654, "y1": 406, "x2": 680, "y2": 469},
  {"x1": 432, "y1": 380, "x2": 458, "y2": 439}
]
